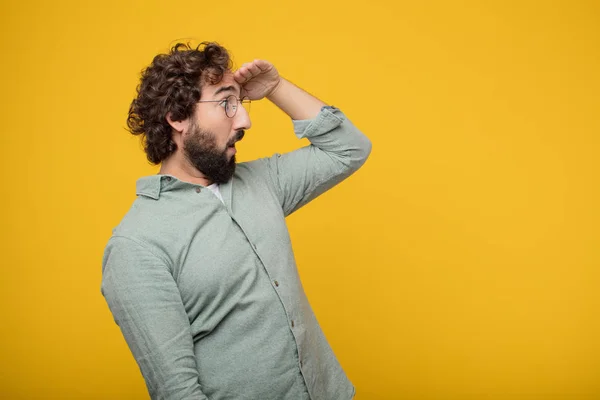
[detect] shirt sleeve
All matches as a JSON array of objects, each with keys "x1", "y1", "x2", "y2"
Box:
[
  {"x1": 101, "y1": 236, "x2": 209, "y2": 400},
  {"x1": 265, "y1": 105, "x2": 372, "y2": 217}
]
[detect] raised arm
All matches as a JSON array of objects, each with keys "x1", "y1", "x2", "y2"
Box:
[{"x1": 235, "y1": 60, "x2": 372, "y2": 216}]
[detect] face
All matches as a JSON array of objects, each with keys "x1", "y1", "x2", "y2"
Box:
[{"x1": 182, "y1": 72, "x2": 251, "y2": 184}]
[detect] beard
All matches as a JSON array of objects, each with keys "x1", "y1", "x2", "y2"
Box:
[{"x1": 182, "y1": 122, "x2": 244, "y2": 185}]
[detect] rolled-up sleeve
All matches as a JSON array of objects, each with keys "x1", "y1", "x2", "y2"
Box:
[
  {"x1": 101, "y1": 236, "x2": 209, "y2": 400},
  {"x1": 265, "y1": 106, "x2": 372, "y2": 216}
]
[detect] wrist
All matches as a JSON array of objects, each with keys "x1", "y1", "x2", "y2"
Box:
[{"x1": 266, "y1": 77, "x2": 286, "y2": 102}]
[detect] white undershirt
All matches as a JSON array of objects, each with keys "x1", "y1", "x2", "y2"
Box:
[{"x1": 206, "y1": 183, "x2": 224, "y2": 204}]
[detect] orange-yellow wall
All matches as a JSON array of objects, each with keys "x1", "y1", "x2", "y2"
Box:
[{"x1": 1, "y1": 0, "x2": 599, "y2": 398}]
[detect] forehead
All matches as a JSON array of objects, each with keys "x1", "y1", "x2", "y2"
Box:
[{"x1": 201, "y1": 71, "x2": 241, "y2": 99}]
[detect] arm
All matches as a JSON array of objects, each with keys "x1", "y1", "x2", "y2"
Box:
[
  {"x1": 101, "y1": 236, "x2": 209, "y2": 400},
  {"x1": 264, "y1": 104, "x2": 371, "y2": 216},
  {"x1": 266, "y1": 77, "x2": 326, "y2": 120},
  {"x1": 235, "y1": 61, "x2": 372, "y2": 216}
]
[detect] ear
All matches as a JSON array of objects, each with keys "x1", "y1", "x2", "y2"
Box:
[{"x1": 166, "y1": 112, "x2": 190, "y2": 133}]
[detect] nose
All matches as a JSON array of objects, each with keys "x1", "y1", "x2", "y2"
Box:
[{"x1": 233, "y1": 104, "x2": 251, "y2": 131}]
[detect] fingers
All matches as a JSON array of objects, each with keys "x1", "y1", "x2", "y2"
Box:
[
  {"x1": 233, "y1": 59, "x2": 274, "y2": 85},
  {"x1": 233, "y1": 71, "x2": 246, "y2": 84},
  {"x1": 238, "y1": 62, "x2": 261, "y2": 77},
  {"x1": 252, "y1": 59, "x2": 272, "y2": 71},
  {"x1": 233, "y1": 67, "x2": 251, "y2": 84},
  {"x1": 236, "y1": 60, "x2": 271, "y2": 74},
  {"x1": 237, "y1": 67, "x2": 253, "y2": 80},
  {"x1": 247, "y1": 63, "x2": 262, "y2": 76}
]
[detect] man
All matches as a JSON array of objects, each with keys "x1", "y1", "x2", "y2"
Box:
[{"x1": 101, "y1": 42, "x2": 371, "y2": 400}]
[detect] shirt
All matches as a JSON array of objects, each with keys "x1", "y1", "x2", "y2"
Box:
[
  {"x1": 205, "y1": 183, "x2": 224, "y2": 204},
  {"x1": 101, "y1": 106, "x2": 372, "y2": 400}
]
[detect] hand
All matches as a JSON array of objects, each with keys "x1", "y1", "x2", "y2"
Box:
[{"x1": 233, "y1": 59, "x2": 282, "y2": 101}]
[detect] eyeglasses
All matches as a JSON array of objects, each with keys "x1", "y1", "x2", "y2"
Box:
[{"x1": 197, "y1": 94, "x2": 251, "y2": 118}]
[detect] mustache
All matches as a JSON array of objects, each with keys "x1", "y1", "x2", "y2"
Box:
[{"x1": 227, "y1": 130, "x2": 245, "y2": 147}]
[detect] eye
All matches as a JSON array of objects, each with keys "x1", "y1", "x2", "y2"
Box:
[{"x1": 218, "y1": 99, "x2": 229, "y2": 109}]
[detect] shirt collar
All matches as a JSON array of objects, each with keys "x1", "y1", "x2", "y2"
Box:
[
  {"x1": 135, "y1": 175, "x2": 165, "y2": 200},
  {"x1": 135, "y1": 174, "x2": 232, "y2": 203}
]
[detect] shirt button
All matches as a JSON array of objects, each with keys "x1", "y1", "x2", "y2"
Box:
[
  {"x1": 291, "y1": 320, "x2": 295, "y2": 328},
  {"x1": 274, "y1": 280, "x2": 279, "y2": 287},
  {"x1": 195, "y1": 187, "x2": 201, "y2": 193},
  {"x1": 166, "y1": 177, "x2": 172, "y2": 182},
  {"x1": 300, "y1": 360, "x2": 303, "y2": 368}
]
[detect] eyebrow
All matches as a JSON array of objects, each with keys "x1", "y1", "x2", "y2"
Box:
[{"x1": 213, "y1": 85, "x2": 240, "y2": 97}]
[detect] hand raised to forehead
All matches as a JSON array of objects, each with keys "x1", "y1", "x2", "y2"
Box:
[{"x1": 233, "y1": 59, "x2": 281, "y2": 101}]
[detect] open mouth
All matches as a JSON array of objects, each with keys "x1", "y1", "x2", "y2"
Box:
[{"x1": 227, "y1": 130, "x2": 245, "y2": 150}]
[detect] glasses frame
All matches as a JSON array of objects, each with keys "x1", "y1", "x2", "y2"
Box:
[{"x1": 197, "y1": 94, "x2": 251, "y2": 118}]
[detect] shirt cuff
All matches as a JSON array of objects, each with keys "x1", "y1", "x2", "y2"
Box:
[{"x1": 292, "y1": 105, "x2": 345, "y2": 139}]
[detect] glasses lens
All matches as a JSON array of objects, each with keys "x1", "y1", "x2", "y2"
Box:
[{"x1": 225, "y1": 95, "x2": 236, "y2": 118}]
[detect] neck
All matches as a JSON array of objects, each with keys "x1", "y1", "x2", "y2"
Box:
[{"x1": 158, "y1": 151, "x2": 214, "y2": 187}]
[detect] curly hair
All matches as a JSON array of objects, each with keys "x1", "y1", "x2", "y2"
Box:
[{"x1": 127, "y1": 42, "x2": 232, "y2": 164}]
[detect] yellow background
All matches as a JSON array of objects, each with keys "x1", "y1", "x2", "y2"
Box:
[{"x1": 1, "y1": 0, "x2": 599, "y2": 398}]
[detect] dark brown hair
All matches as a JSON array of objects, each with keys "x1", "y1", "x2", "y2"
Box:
[{"x1": 126, "y1": 42, "x2": 232, "y2": 164}]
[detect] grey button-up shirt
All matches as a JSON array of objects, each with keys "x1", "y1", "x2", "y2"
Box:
[{"x1": 101, "y1": 106, "x2": 372, "y2": 400}]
